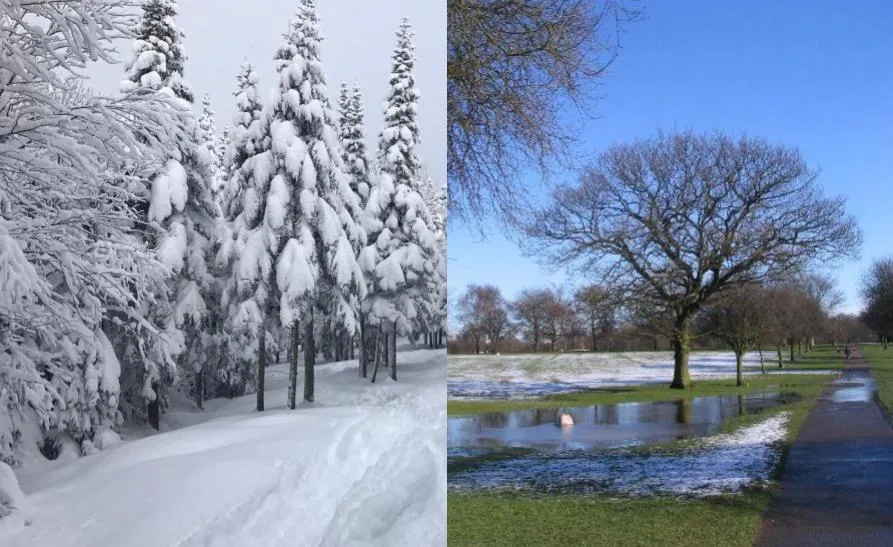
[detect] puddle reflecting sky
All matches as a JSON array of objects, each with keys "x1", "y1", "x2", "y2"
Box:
[{"x1": 449, "y1": 389, "x2": 799, "y2": 455}]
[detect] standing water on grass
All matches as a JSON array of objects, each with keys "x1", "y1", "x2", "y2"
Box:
[{"x1": 449, "y1": 389, "x2": 800, "y2": 456}]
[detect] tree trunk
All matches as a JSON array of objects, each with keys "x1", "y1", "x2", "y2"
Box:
[
  {"x1": 759, "y1": 347, "x2": 765, "y2": 374},
  {"x1": 884, "y1": 336, "x2": 888, "y2": 350},
  {"x1": 591, "y1": 324, "x2": 598, "y2": 352},
  {"x1": 776, "y1": 345, "x2": 783, "y2": 369},
  {"x1": 797, "y1": 339, "x2": 802, "y2": 356},
  {"x1": 257, "y1": 327, "x2": 266, "y2": 411},
  {"x1": 148, "y1": 380, "x2": 160, "y2": 430},
  {"x1": 359, "y1": 318, "x2": 367, "y2": 378},
  {"x1": 303, "y1": 312, "x2": 315, "y2": 403},
  {"x1": 389, "y1": 320, "x2": 398, "y2": 381},
  {"x1": 195, "y1": 369, "x2": 204, "y2": 410},
  {"x1": 735, "y1": 350, "x2": 744, "y2": 387},
  {"x1": 789, "y1": 339, "x2": 795, "y2": 362},
  {"x1": 670, "y1": 316, "x2": 692, "y2": 389},
  {"x1": 371, "y1": 321, "x2": 383, "y2": 383},
  {"x1": 287, "y1": 320, "x2": 299, "y2": 410}
]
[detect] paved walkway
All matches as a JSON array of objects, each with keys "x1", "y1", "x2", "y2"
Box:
[{"x1": 756, "y1": 349, "x2": 893, "y2": 546}]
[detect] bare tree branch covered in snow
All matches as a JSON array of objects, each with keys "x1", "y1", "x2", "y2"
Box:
[{"x1": 0, "y1": 0, "x2": 191, "y2": 461}]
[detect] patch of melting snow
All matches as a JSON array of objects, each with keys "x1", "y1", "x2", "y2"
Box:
[
  {"x1": 449, "y1": 412, "x2": 790, "y2": 497},
  {"x1": 448, "y1": 351, "x2": 835, "y2": 399}
]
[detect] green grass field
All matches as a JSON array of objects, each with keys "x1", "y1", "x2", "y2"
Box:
[
  {"x1": 860, "y1": 344, "x2": 893, "y2": 415},
  {"x1": 447, "y1": 347, "x2": 840, "y2": 546}
]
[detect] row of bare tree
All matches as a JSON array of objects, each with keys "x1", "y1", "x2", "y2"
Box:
[{"x1": 454, "y1": 273, "x2": 873, "y2": 386}]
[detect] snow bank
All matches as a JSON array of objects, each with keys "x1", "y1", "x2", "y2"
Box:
[
  {"x1": 0, "y1": 463, "x2": 32, "y2": 527},
  {"x1": 448, "y1": 351, "x2": 834, "y2": 398},
  {"x1": 0, "y1": 349, "x2": 446, "y2": 547},
  {"x1": 449, "y1": 412, "x2": 790, "y2": 497}
]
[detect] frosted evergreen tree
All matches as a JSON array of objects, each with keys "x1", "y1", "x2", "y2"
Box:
[
  {"x1": 221, "y1": 63, "x2": 264, "y2": 225},
  {"x1": 361, "y1": 18, "x2": 438, "y2": 381},
  {"x1": 423, "y1": 178, "x2": 447, "y2": 348},
  {"x1": 217, "y1": 63, "x2": 271, "y2": 401},
  {"x1": 244, "y1": 0, "x2": 365, "y2": 407},
  {"x1": 119, "y1": 0, "x2": 221, "y2": 421},
  {"x1": 0, "y1": 0, "x2": 188, "y2": 460},
  {"x1": 198, "y1": 94, "x2": 224, "y2": 200},
  {"x1": 338, "y1": 83, "x2": 372, "y2": 207},
  {"x1": 336, "y1": 82, "x2": 374, "y2": 367},
  {"x1": 121, "y1": 0, "x2": 193, "y2": 103},
  {"x1": 217, "y1": 126, "x2": 232, "y2": 192}
]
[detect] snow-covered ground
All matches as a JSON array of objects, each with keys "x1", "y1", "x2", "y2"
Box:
[
  {"x1": 448, "y1": 351, "x2": 833, "y2": 398},
  {"x1": 0, "y1": 348, "x2": 446, "y2": 547},
  {"x1": 449, "y1": 412, "x2": 790, "y2": 497}
]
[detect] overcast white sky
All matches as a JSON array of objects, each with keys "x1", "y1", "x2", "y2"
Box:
[{"x1": 87, "y1": 0, "x2": 445, "y2": 189}]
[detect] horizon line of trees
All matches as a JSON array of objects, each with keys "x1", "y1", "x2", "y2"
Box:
[{"x1": 453, "y1": 273, "x2": 875, "y2": 384}]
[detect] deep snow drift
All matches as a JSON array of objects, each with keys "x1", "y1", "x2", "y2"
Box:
[
  {"x1": 0, "y1": 348, "x2": 446, "y2": 547},
  {"x1": 448, "y1": 351, "x2": 833, "y2": 398}
]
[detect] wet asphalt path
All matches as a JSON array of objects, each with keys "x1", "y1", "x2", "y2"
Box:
[{"x1": 756, "y1": 349, "x2": 893, "y2": 546}]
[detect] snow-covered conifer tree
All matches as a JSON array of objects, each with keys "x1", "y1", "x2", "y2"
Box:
[
  {"x1": 119, "y1": 0, "x2": 222, "y2": 420},
  {"x1": 361, "y1": 18, "x2": 438, "y2": 381},
  {"x1": 337, "y1": 82, "x2": 375, "y2": 368},
  {"x1": 339, "y1": 83, "x2": 372, "y2": 207},
  {"x1": 121, "y1": 0, "x2": 193, "y2": 103},
  {"x1": 423, "y1": 178, "x2": 447, "y2": 348},
  {"x1": 217, "y1": 63, "x2": 271, "y2": 402},
  {"x1": 244, "y1": 0, "x2": 365, "y2": 407}
]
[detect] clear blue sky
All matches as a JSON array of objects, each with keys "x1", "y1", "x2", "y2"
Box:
[{"x1": 448, "y1": 0, "x2": 893, "y2": 326}]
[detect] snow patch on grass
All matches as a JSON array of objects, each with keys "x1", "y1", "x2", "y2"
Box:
[{"x1": 449, "y1": 351, "x2": 834, "y2": 398}]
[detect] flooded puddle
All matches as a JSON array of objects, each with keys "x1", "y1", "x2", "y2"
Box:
[
  {"x1": 447, "y1": 380, "x2": 617, "y2": 400},
  {"x1": 449, "y1": 389, "x2": 800, "y2": 455},
  {"x1": 831, "y1": 374, "x2": 876, "y2": 403}
]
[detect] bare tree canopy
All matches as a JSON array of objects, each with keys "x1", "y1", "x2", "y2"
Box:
[
  {"x1": 457, "y1": 284, "x2": 512, "y2": 353},
  {"x1": 528, "y1": 130, "x2": 862, "y2": 387},
  {"x1": 447, "y1": 0, "x2": 641, "y2": 226}
]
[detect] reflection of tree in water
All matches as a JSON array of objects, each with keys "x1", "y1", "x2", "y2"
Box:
[
  {"x1": 675, "y1": 398, "x2": 693, "y2": 424},
  {"x1": 480, "y1": 411, "x2": 509, "y2": 428}
]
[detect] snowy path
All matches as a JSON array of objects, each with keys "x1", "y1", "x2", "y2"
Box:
[{"x1": 0, "y1": 349, "x2": 446, "y2": 547}]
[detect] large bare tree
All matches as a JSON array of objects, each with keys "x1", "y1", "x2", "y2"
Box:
[
  {"x1": 528, "y1": 131, "x2": 861, "y2": 388},
  {"x1": 447, "y1": 0, "x2": 640, "y2": 226}
]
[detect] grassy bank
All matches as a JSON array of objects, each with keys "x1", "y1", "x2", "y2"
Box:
[
  {"x1": 448, "y1": 491, "x2": 772, "y2": 547},
  {"x1": 860, "y1": 344, "x2": 893, "y2": 414},
  {"x1": 447, "y1": 352, "x2": 834, "y2": 546}
]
